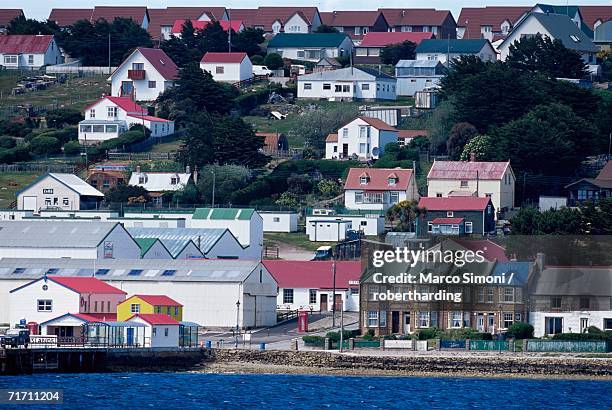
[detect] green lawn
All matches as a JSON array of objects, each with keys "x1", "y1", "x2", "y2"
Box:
[
  {"x1": 146, "y1": 139, "x2": 184, "y2": 153},
  {"x1": 0, "y1": 173, "x2": 39, "y2": 208},
  {"x1": 0, "y1": 74, "x2": 110, "y2": 111},
  {"x1": 264, "y1": 232, "x2": 336, "y2": 252}
]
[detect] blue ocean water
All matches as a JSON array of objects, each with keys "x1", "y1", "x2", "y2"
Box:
[{"x1": 0, "y1": 372, "x2": 609, "y2": 409}]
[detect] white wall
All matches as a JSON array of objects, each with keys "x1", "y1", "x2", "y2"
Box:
[
  {"x1": 18, "y1": 175, "x2": 82, "y2": 212},
  {"x1": 0, "y1": 210, "x2": 31, "y2": 221},
  {"x1": 277, "y1": 288, "x2": 359, "y2": 312},
  {"x1": 298, "y1": 78, "x2": 396, "y2": 101},
  {"x1": 416, "y1": 45, "x2": 496, "y2": 64},
  {"x1": 206, "y1": 231, "x2": 249, "y2": 259},
  {"x1": 111, "y1": 50, "x2": 173, "y2": 101},
  {"x1": 174, "y1": 241, "x2": 204, "y2": 259},
  {"x1": 261, "y1": 212, "x2": 298, "y2": 232},
  {"x1": 95, "y1": 225, "x2": 142, "y2": 260},
  {"x1": 39, "y1": 210, "x2": 118, "y2": 220},
  {"x1": 200, "y1": 59, "x2": 253, "y2": 83},
  {"x1": 307, "y1": 221, "x2": 350, "y2": 241},
  {"x1": 0, "y1": 38, "x2": 62, "y2": 69},
  {"x1": 129, "y1": 316, "x2": 180, "y2": 347},
  {"x1": 123, "y1": 211, "x2": 194, "y2": 222},
  {"x1": 190, "y1": 213, "x2": 263, "y2": 259},
  {"x1": 113, "y1": 218, "x2": 186, "y2": 228},
  {"x1": 397, "y1": 76, "x2": 442, "y2": 96},
  {"x1": 530, "y1": 311, "x2": 612, "y2": 337},
  {"x1": 8, "y1": 279, "x2": 79, "y2": 327},
  {"x1": 284, "y1": 13, "x2": 310, "y2": 33},
  {"x1": 306, "y1": 215, "x2": 384, "y2": 236},
  {"x1": 498, "y1": 17, "x2": 549, "y2": 61},
  {"x1": 328, "y1": 117, "x2": 397, "y2": 160}
]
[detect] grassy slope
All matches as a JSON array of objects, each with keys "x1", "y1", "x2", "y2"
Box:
[{"x1": 0, "y1": 173, "x2": 39, "y2": 208}]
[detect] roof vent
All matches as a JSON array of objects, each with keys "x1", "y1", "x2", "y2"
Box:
[{"x1": 160, "y1": 59, "x2": 165, "y2": 65}]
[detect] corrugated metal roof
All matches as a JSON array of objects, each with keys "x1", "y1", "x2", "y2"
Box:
[
  {"x1": 396, "y1": 60, "x2": 442, "y2": 68},
  {"x1": 0, "y1": 221, "x2": 120, "y2": 248},
  {"x1": 416, "y1": 39, "x2": 490, "y2": 54},
  {"x1": 427, "y1": 160, "x2": 510, "y2": 180},
  {"x1": 0, "y1": 35, "x2": 54, "y2": 54},
  {"x1": 299, "y1": 66, "x2": 394, "y2": 82},
  {"x1": 127, "y1": 227, "x2": 230, "y2": 254},
  {"x1": 48, "y1": 173, "x2": 104, "y2": 197},
  {"x1": 128, "y1": 172, "x2": 191, "y2": 192},
  {"x1": 268, "y1": 33, "x2": 349, "y2": 48},
  {"x1": 0, "y1": 258, "x2": 264, "y2": 283},
  {"x1": 192, "y1": 208, "x2": 255, "y2": 220}
]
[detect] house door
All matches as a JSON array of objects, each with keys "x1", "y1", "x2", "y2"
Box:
[
  {"x1": 334, "y1": 294, "x2": 343, "y2": 311},
  {"x1": 477, "y1": 314, "x2": 485, "y2": 332},
  {"x1": 342, "y1": 144, "x2": 349, "y2": 158},
  {"x1": 23, "y1": 196, "x2": 37, "y2": 211},
  {"x1": 127, "y1": 328, "x2": 134, "y2": 346},
  {"x1": 320, "y1": 294, "x2": 328, "y2": 312},
  {"x1": 391, "y1": 311, "x2": 400, "y2": 334},
  {"x1": 121, "y1": 81, "x2": 134, "y2": 96},
  {"x1": 403, "y1": 313, "x2": 411, "y2": 334}
]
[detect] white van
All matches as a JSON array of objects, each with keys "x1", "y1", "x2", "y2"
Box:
[{"x1": 253, "y1": 65, "x2": 273, "y2": 76}]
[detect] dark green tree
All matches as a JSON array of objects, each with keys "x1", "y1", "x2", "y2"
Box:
[
  {"x1": 197, "y1": 20, "x2": 229, "y2": 53},
  {"x1": 506, "y1": 34, "x2": 588, "y2": 79},
  {"x1": 177, "y1": 113, "x2": 215, "y2": 167},
  {"x1": 387, "y1": 200, "x2": 426, "y2": 232},
  {"x1": 314, "y1": 25, "x2": 339, "y2": 33},
  {"x1": 380, "y1": 40, "x2": 417, "y2": 65},
  {"x1": 446, "y1": 122, "x2": 477, "y2": 159},
  {"x1": 105, "y1": 185, "x2": 150, "y2": 203},
  {"x1": 46, "y1": 109, "x2": 83, "y2": 128},
  {"x1": 263, "y1": 53, "x2": 284, "y2": 70},
  {"x1": 160, "y1": 20, "x2": 201, "y2": 66},
  {"x1": 232, "y1": 27, "x2": 265, "y2": 56},
  {"x1": 7, "y1": 15, "x2": 60, "y2": 35}
]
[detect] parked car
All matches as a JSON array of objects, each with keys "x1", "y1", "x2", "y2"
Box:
[
  {"x1": 0, "y1": 328, "x2": 30, "y2": 348},
  {"x1": 253, "y1": 65, "x2": 273, "y2": 76},
  {"x1": 312, "y1": 246, "x2": 333, "y2": 261}
]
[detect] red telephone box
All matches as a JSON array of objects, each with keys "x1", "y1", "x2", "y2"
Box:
[{"x1": 297, "y1": 311, "x2": 309, "y2": 333}]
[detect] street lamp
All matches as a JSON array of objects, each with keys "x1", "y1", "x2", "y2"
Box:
[
  {"x1": 235, "y1": 300, "x2": 240, "y2": 348},
  {"x1": 332, "y1": 258, "x2": 337, "y2": 328}
]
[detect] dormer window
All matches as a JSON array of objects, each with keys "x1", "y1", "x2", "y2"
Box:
[
  {"x1": 90, "y1": 109, "x2": 95, "y2": 118},
  {"x1": 171, "y1": 177, "x2": 178, "y2": 185},
  {"x1": 138, "y1": 176, "x2": 145, "y2": 184},
  {"x1": 360, "y1": 176, "x2": 369, "y2": 185},
  {"x1": 447, "y1": 211, "x2": 454, "y2": 217},
  {"x1": 387, "y1": 174, "x2": 398, "y2": 185}
]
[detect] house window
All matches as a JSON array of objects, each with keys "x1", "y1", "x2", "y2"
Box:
[
  {"x1": 131, "y1": 304, "x2": 140, "y2": 313},
  {"x1": 451, "y1": 311, "x2": 462, "y2": 328},
  {"x1": 148, "y1": 81, "x2": 156, "y2": 88},
  {"x1": 427, "y1": 222, "x2": 433, "y2": 232},
  {"x1": 460, "y1": 180, "x2": 468, "y2": 188},
  {"x1": 342, "y1": 128, "x2": 348, "y2": 138},
  {"x1": 580, "y1": 297, "x2": 590, "y2": 310},
  {"x1": 350, "y1": 287, "x2": 359, "y2": 295},
  {"x1": 174, "y1": 307, "x2": 179, "y2": 316},
  {"x1": 297, "y1": 50, "x2": 305, "y2": 58},
  {"x1": 436, "y1": 193, "x2": 442, "y2": 197},
  {"x1": 132, "y1": 63, "x2": 144, "y2": 70},
  {"x1": 164, "y1": 328, "x2": 169, "y2": 337},
  {"x1": 93, "y1": 125, "x2": 104, "y2": 133},
  {"x1": 171, "y1": 177, "x2": 178, "y2": 185},
  {"x1": 367, "y1": 311, "x2": 379, "y2": 327},
  {"x1": 283, "y1": 289, "x2": 294, "y2": 304},
  {"x1": 465, "y1": 222, "x2": 473, "y2": 233},
  {"x1": 551, "y1": 297, "x2": 562, "y2": 310},
  {"x1": 37, "y1": 299, "x2": 52, "y2": 312},
  {"x1": 503, "y1": 313, "x2": 513, "y2": 328},
  {"x1": 481, "y1": 25, "x2": 492, "y2": 33},
  {"x1": 62, "y1": 198, "x2": 69, "y2": 206},
  {"x1": 309, "y1": 289, "x2": 317, "y2": 304},
  {"x1": 359, "y1": 143, "x2": 367, "y2": 154},
  {"x1": 355, "y1": 191, "x2": 363, "y2": 203},
  {"x1": 216, "y1": 66, "x2": 224, "y2": 74},
  {"x1": 155, "y1": 306, "x2": 162, "y2": 314},
  {"x1": 90, "y1": 109, "x2": 96, "y2": 118},
  {"x1": 418, "y1": 311, "x2": 430, "y2": 328},
  {"x1": 390, "y1": 191, "x2": 399, "y2": 203},
  {"x1": 106, "y1": 125, "x2": 118, "y2": 133},
  {"x1": 108, "y1": 107, "x2": 117, "y2": 118},
  {"x1": 545, "y1": 317, "x2": 563, "y2": 335},
  {"x1": 604, "y1": 318, "x2": 612, "y2": 331},
  {"x1": 94, "y1": 301, "x2": 98, "y2": 312},
  {"x1": 503, "y1": 287, "x2": 514, "y2": 303},
  {"x1": 360, "y1": 176, "x2": 368, "y2": 184},
  {"x1": 103, "y1": 180, "x2": 110, "y2": 188},
  {"x1": 152, "y1": 328, "x2": 157, "y2": 336},
  {"x1": 486, "y1": 287, "x2": 494, "y2": 303},
  {"x1": 273, "y1": 217, "x2": 280, "y2": 222},
  {"x1": 4, "y1": 55, "x2": 17, "y2": 64},
  {"x1": 446, "y1": 211, "x2": 454, "y2": 217},
  {"x1": 303, "y1": 83, "x2": 312, "y2": 90},
  {"x1": 362, "y1": 83, "x2": 369, "y2": 90},
  {"x1": 323, "y1": 83, "x2": 331, "y2": 90},
  {"x1": 80, "y1": 125, "x2": 92, "y2": 133}
]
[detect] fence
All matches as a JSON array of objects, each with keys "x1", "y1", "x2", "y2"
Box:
[
  {"x1": 107, "y1": 152, "x2": 176, "y2": 161},
  {"x1": 470, "y1": 340, "x2": 510, "y2": 351},
  {"x1": 440, "y1": 339, "x2": 466, "y2": 349},
  {"x1": 525, "y1": 340, "x2": 611, "y2": 353},
  {"x1": 46, "y1": 65, "x2": 117, "y2": 75},
  {"x1": 0, "y1": 162, "x2": 77, "y2": 174}
]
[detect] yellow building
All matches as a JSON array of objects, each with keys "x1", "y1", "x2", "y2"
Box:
[{"x1": 117, "y1": 295, "x2": 183, "y2": 322}]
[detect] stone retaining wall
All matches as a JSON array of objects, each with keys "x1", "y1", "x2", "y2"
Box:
[{"x1": 211, "y1": 349, "x2": 612, "y2": 377}]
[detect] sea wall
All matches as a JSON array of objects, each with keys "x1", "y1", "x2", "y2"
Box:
[{"x1": 210, "y1": 349, "x2": 612, "y2": 377}]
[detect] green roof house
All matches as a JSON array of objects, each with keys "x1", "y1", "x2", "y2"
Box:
[
  {"x1": 267, "y1": 33, "x2": 354, "y2": 62},
  {"x1": 415, "y1": 39, "x2": 497, "y2": 64}
]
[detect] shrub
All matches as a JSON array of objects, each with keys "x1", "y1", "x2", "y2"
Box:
[
  {"x1": 325, "y1": 330, "x2": 359, "y2": 342},
  {"x1": 302, "y1": 335, "x2": 325, "y2": 346},
  {"x1": 250, "y1": 54, "x2": 264, "y2": 65},
  {"x1": 552, "y1": 327, "x2": 612, "y2": 341},
  {"x1": 0, "y1": 136, "x2": 16, "y2": 149},
  {"x1": 30, "y1": 135, "x2": 62, "y2": 156},
  {"x1": 362, "y1": 329, "x2": 375, "y2": 341},
  {"x1": 415, "y1": 327, "x2": 443, "y2": 340},
  {"x1": 63, "y1": 140, "x2": 82, "y2": 156},
  {"x1": 507, "y1": 322, "x2": 534, "y2": 339},
  {"x1": 46, "y1": 108, "x2": 83, "y2": 128},
  {"x1": 263, "y1": 53, "x2": 283, "y2": 70}
]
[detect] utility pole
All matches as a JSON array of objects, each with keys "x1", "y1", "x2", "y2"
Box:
[
  {"x1": 339, "y1": 307, "x2": 344, "y2": 352},
  {"x1": 332, "y1": 258, "x2": 337, "y2": 328},
  {"x1": 228, "y1": 10, "x2": 232, "y2": 52},
  {"x1": 108, "y1": 33, "x2": 111, "y2": 75},
  {"x1": 211, "y1": 168, "x2": 216, "y2": 207},
  {"x1": 608, "y1": 132, "x2": 611, "y2": 161}
]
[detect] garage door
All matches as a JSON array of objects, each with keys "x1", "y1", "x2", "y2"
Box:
[{"x1": 22, "y1": 196, "x2": 37, "y2": 211}]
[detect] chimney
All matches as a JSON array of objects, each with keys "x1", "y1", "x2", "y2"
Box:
[
  {"x1": 535, "y1": 253, "x2": 545, "y2": 272},
  {"x1": 333, "y1": 11, "x2": 337, "y2": 16},
  {"x1": 193, "y1": 166, "x2": 199, "y2": 184},
  {"x1": 136, "y1": 165, "x2": 141, "y2": 174},
  {"x1": 402, "y1": 10, "x2": 406, "y2": 17},
  {"x1": 186, "y1": 165, "x2": 191, "y2": 175},
  {"x1": 470, "y1": 152, "x2": 476, "y2": 162}
]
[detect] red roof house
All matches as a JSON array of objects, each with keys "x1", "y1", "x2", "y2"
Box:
[
  {"x1": 418, "y1": 196, "x2": 496, "y2": 235},
  {"x1": 128, "y1": 313, "x2": 179, "y2": 325},
  {"x1": 343, "y1": 168, "x2": 420, "y2": 209},
  {"x1": 200, "y1": 52, "x2": 253, "y2": 83},
  {"x1": 171, "y1": 19, "x2": 243, "y2": 35},
  {"x1": 0, "y1": 9, "x2": 24, "y2": 27},
  {"x1": 48, "y1": 276, "x2": 127, "y2": 295},
  {"x1": 132, "y1": 295, "x2": 182, "y2": 306},
  {"x1": 48, "y1": 9, "x2": 93, "y2": 27},
  {"x1": 147, "y1": 7, "x2": 228, "y2": 40},
  {"x1": 320, "y1": 11, "x2": 389, "y2": 39},
  {"x1": 359, "y1": 31, "x2": 435, "y2": 47},
  {"x1": 457, "y1": 6, "x2": 531, "y2": 40},
  {"x1": 49, "y1": 6, "x2": 149, "y2": 28},
  {"x1": 0, "y1": 35, "x2": 55, "y2": 54},
  {"x1": 418, "y1": 196, "x2": 492, "y2": 211},
  {"x1": 427, "y1": 160, "x2": 511, "y2": 180},
  {"x1": 579, "y1": 6, "x2": 612, "y2": 30},
  {"x1": 378, "y1": 8, "x2": 457, "y2": 40},
  {"x1": 231, "y1": 7, "x2": 320, "y2": 33}
]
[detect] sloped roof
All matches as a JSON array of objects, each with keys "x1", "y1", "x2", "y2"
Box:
[
  {"x1": 0, "y1": 221, "x2": 122, "y2": 248},
  {"x1": 268, "y1": 33, "x2": 349, "y2": 48},
  {"x1": 320, "y1": 11, "x2": 382, "y2": 27},
  {"x1": 416, "y1": 39, "x2": 491, "y2": 54},
  {"x1": 128, "y1": 172, "x2": 191, "y2": 192},
  {"x1": 257, "y1": 132, "x2": 287, "y2": 149},
  {"x1": 263, "y1": 260, "x2": 361, "y2": 289},
  {"x1": 129, "y1": 313, "x2": 179, "y2": 325},
  {"x1": 299, "y1": 66, "x2": 394, "y2": 81},
  {"x1": 397, "y1": 129, "x2": 428, "y2": 139},
  {"x1": 134, "y1": 48, "x2": 179, "y2": 80},
  {"x1": 49, "y1": 276, "x2": 127, "y2": 294},
  {"x1": 356, "y1": 116, "x2": 397, "y2": 131},
  {"x1": 378, "y1": 8, "x2": 454, "y2": 27},
  {"x1": 531, "y1": 266, "x2": 612, "y2": 296},
  {"x1": 579, "y1": 6, "x2": 612, "y2": 29},
  {"x1": 201, "y1": 52, "x2": 248, "y2": 63},
  {"x1": 226, "y1": 9, "x2": 258, "y2": 28},
  {"x1": 457, "y1": 6, "x2": 530, "y2": 38},
  {"x1": 491, "y1": 261, "x2": 531, "y2": 286},
  {"x1": 48, "y1": 9, "x2": 93, "y2": 26},
  {"x1": 596, "y1": 161, "x2": 612, "y2": 180},
  {"x1": 127, "y1": 227, "x2": 233, "y2": 254},
  {"x1": 134, "y1": 237, "x2": 164, "y2": 257},
  {"x1": 316, "y1": 56, "x2": 341, "y2": 67},
  {"x1": 40, "y1": 173, "x2": 104, "y2": 197},
  {"x1": 39, "y1": 312, "x2": 104, "y2": 326},
  {"x1": 250, "y1": 7, "x2": 319, "y2": 31},
  {"x1": 147, "y1": 7, "x2": 228, "y2": 40},
  {"x1": 360, "y1": 31, "x2": 434, "y2": 47},
  {"x1": 452, "y1": 238, "x2": 509, "y2": 262},
  {"x1": 127, "y1": 294, "x2": 182, "y2": 306},
  {"x1": 193, "y1": 208, "x2": 256, "y2": 220},
  {"x1": 396, "y1": 60, "x2": 442, "y2": 68},
  {"x1": 171, "y1": 19, "x2": 242, "y2": 34},
  {"x1": 344, "y1": 168, "x2": 414, "y2": 191},
  {"x1": 418, "y1": 196, "x2": 491, "y2": 211},
  {"x1": 0, "y1": 35, "x2": 53, "y2": 54},
  {"x1": 86, "y1": 96, "x2": 148, "y2": 115},
  {"x1": 432, "y1": 217, "x2": 464, "y2": 224},
  {"x1": 326, "y1": 133, "x2": 338, "y2": 143},
  {"x1": 428, "y1": 160, "x2": 510, "y2": 180},
  {"x1": 0, "y1": 9, "x2": 24, "y2": 26},
  {"x1": 91, "y1": 6, "x2": 148, "y2": 25}
]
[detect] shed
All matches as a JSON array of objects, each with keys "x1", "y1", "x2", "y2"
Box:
[{"x1": 17, "y1": 173, "x2": 104, "y2": 212}]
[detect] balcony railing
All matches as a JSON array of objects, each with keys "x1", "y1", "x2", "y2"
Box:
[{"x1": 128, "y1": 69, "x2": 146, "y2": 80}]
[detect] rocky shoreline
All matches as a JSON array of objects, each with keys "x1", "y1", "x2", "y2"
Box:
[{"x1": 200, "y1": 349, "x2": 612, "y2": 380}]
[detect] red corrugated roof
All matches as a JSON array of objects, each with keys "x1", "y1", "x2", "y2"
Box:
[
  {"x1": 135, "y1": 47, "x2": 179, "y2": 80},
  {"x1": 344, "y1": 167, "x2": 414, "y2": 191},
  {"x1": 0, "y1": 35, "x2": 53, "y2": 54},
  {"x1": 0, "y1": 9, "x2": 24, "y2": 26},
  {"x1": 579, "y1": 6, "x2": 612, "y2": 29},
  {"x1": 127, "y1": 115, "x2": 172, "y2": 123},
  {"x1": 360, "y1": 31, "x2": 434, "y2": 47},
  {"x1": 49, "y1": 276, "x2": 127, "y2": 295},
  {"x1": 249, "y1": 7, "x2": 319, "y2": 31},
  {"x1": 457, "y1": 6, "x2": 530, "y2": 39},
  {"x1": 452, "y1": 239, "x2": 509, "y2": 262},
  {"x1": 418, "y1": 196, "x2": 491, "y2": 211},
  {"x1": 356, "y1": 116, "x2": 397, "y2": 131},
  {"x1": 378, "y1": 8, "x2": 453, "y2": 27},
  {"x1": 263, "y1": 260, "x2": 361, "y2": 289},
  {"x1": 171, "y1": 19, "x2": 242, "y2": 34},
  {"x1": 432, "y1": 217, "x2": 464, "y2": 224},
  {"x1": 48, "y1": 9, "x2": 93, "y2": 26},
  {"x1": 201, "y1": 52, "x2": 248, "y2": 63},
  {"x1": 83, "y1": 313, "x2": 117, "y2": 321},
  {"x1": 320, "y1": 11, "x2": 382, "y2": 27},
  {"x1": 85, "y1": 96, "x2": 147, "y2": 115},
  {"x1": 91, "y1": 6, "x2": 148, "y2": 25},
  {"x1": 428, "y1": 160, "x2": 510, "y2": 180},
  {"x1": 397, "y1": 130, "x2": 428, "y2": 139},
  {"x1": 147, "y1": 7, "x2": 228, "y2": 40},
  {"x1": 596, "y1": 161, "x2": 612, "y2": 181},
  {"x1": 130, "y1": 294, "x2": 182, "y2": 307},
  {"x1": 129, "y1": 313, "x2": 179, "y2": 325}
]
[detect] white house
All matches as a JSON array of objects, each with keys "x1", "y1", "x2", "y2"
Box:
[
  {"x1": 267, "y1": 33, "x2": 353, "y2": 62},
  {"x1": 0, "y1": 220, "x2": 141, "y2": 260},
  {"x1": 79, "y1": 96, "x2": 175, "y2": 143},
  {"x1": 298, "y1": 66, "x2": 396, "y2": 101},
  {"x1": 127, "y1": 314, "x2": 181, "y2": 347},
  {"x1": 427, "y1": 159, "x2": 515, "y2": 215},
  {"x1": 190, "y1": 208, "x2": 263, "y2": 259},
  {"x1": 200, "y1": 52, "x2": 253, "y2": 83},
  {"x1": 395, "y1": 60, "x2": 445, "y2": 96},
  {"x1": 0, "y1": 259, "x2": 278, "y2": 328},
  {"x1": 264, "y1": 260, "x2": 361, "y2": 312},
  {"x1": 307, "y1": 220, "x2": 351, "y2": 242},
  {"x1": 260, "y1": 211, "x2": 299, "y2": 233},
  {"x1": 415, "y1": 39, "x2": 497, "y2": 63},
  {"x1": 8, "y1": 276, "x2": 126, "y2": 330},
  {"x1": 128, "y1": 169, "x2": 191, "y2": 205},
  {"x1": 325, "y1": 116, "x2": 398, "y2": 160},
  {"x1": 498, "y1": 12, "x2": 598, "y2": 64},
  {"x1": 344, "y1": 167, "x2": 420, "y2": 211},
  {"x1": 17, "y1": 173, "x2": 104, "y2": 212},
  {"x1": 0, "y1": 35, "x2": 63, "y2": 69},
  {"x1": 306, "y1": 212, "x2": 385, "y2": 236},
  {"x1": 242, "y1": 7, "x2": 322, "y2": 35},
  {"x1": 109, "y1": 47, "x2": 178, "y2": 101}
]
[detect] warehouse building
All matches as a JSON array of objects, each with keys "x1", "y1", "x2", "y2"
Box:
[
  {"x1": 0, "y1": 221, "x2": 141, "y2": 260},
  {"x1": 17, "y1": 173, "x2": 104, "y2": 212},
  {"x1": 0, "y1": 258, "x2": 278, "y2": 328}
]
